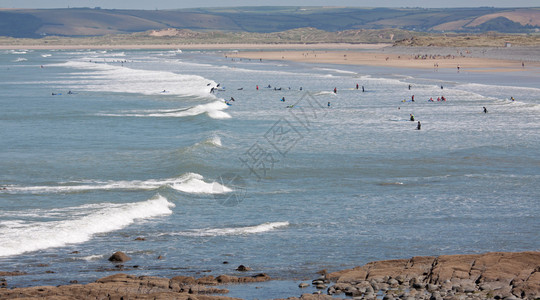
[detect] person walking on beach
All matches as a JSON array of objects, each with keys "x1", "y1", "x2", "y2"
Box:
[{"x1": 483, "y1": 106, "x2": 488, "y2": 113}]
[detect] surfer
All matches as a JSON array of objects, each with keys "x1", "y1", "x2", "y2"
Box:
[
  {"x1": 286, "y1": 105, "x2": 294, "y2": 108},
  {"x1": 328, "y1": 101, "x2": 331, "y2": 107},
  {"x1": 362, "y1": 86, "x2": 365, "y2": 92},
  {"x1": 333, "y1": 87, "x2": 337, "y2": 94},
  {"x1": 408, "y1": 84, "x2": 411, "y2": 90},
  {"x1": 281, "y1": 97, "x2": 285, "y2": 102},
  {"x1": 483, "y1": 107, "x2": 488, "y2": 113},
  {"x1": 356, "y1": 83, "x2": 359, "y2": 89},
  {"x1": 510, "y1": 96, "x2": 515, "y2": 101},
  {"x1": 417, "y1": 121, "x2": 421, "y2": 130},
  {"x1": 230, "y1": 97, "x2": 235, "y2": 102},
  {"x1": 410, "y1": 114, "x2": 415, "y2": 121}
]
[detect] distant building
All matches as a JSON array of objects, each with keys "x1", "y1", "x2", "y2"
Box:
[{"x1": 505, "y1": 41, "x2": 512, "y2": 47}]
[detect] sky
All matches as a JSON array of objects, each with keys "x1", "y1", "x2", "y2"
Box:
[{"x1": 1, "y1": 0, "x2": 539, "y2": 9}]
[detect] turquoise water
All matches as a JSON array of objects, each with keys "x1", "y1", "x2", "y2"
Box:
[{"x1": 0, "y1": 49, "x2": 539, "y2": 297}]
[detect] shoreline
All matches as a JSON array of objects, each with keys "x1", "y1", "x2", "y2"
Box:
[
  {"x1": 1, "y1": 251, "x2": 539, "y2": 299},
  {"x1": 0, "y1": 43, "x2": 391, "y2": 51},
  {"x1": 2, "y1": 42, "x2": 538, "y2": 71},
  {"x1": 225, "y1": 49, "x2": 540, "y2": 71}
]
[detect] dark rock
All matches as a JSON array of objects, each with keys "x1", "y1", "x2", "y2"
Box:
[
  {"x1": 134, "y1": 237, "x2": 146, "y2": 241},
  {"x1": 108, "y1": 251, "x2": 131, "y2": 262},
  {"x1": 0, "y1": 271, "x2": 26, "y2": 276},
  {"x1": 236, "y1": 265, "x2": 252, "y2": 271}
]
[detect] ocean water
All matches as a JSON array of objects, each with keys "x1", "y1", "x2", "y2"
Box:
[{"x1": 0, "y1": 48, "x2": 539, "y2": 297}]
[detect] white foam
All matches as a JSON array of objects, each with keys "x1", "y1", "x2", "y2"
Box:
[
  {"x1": 77, "y1": 254, "x2": 105, "y2": 261},
  {"x1": 207, "y1": 136, "x2": 222, "y2": 147},
  {"x1": 0, "y1": 195, "x2": 174, "y2": 257},
  {"x1": 170, "y1": 173, "x2": 232, "y2": 194},
  {"x1": 171, "y1": 221, "x2": 290, "y2": 237},
  {"x1": 3, "y1": 173, "x2": 231, "y2": 195},
  {"x1": 98, "y1": 100, "x2": 231, "y2": 120},
  {"x1": 458, "y1": 82, "x2": 540, "y2": 93},
  {"x1": 313, "y1": 91, "x2": 337, "y2": 96},
  {"x1": 49, "y1": 60, "x2": 216, "y2": 98},
  {"x1": 14, "y1": 57, "x2": 27, "y2": 62},
  {"x1": 193, "y1": 136, "x2": 222, "y2": 148}
]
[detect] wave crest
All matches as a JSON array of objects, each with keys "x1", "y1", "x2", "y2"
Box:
[
  {"x1": 170, "y1": 221, "x2": 290, "y2": 237},
  {"x1": 2, "y1": 173, "x2": 231, "y2": 195},
  {"x1": 0, "y1": 195, "x2": 174, "y2": 257}
]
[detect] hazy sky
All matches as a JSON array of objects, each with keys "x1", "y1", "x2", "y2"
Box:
[{"x1": 1, "y1": 0, "x2": 539, "y2": 9}]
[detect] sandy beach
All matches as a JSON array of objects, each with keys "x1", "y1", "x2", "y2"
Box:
[
  {"x1": 226, "y1": 49, "x2": 540, "y2": 72},
  {"x1": 2, "y1": 41, "x2": 538, "y2": 71}
]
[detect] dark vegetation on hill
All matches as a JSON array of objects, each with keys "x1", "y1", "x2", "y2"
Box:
[{"x1": 0, "y1": 6, "x2": 539, "y2": 38}]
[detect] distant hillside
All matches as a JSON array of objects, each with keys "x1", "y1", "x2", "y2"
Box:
[
  {"x1": 2, "y1": 27, "x2": 538, "y2": 48},
  {"x1": 0, "y1": 6, "x2": 539, "y2": 38}
]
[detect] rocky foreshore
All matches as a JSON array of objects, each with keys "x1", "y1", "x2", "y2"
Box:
[
  {"x1": 0, "y1": 272, "x2": 270, "y2": 299},
  {"x1": 1, "y1": 251, "x2": 539, "y2": 299},
  {"x1": 289, "y1": 251, "x2": 540, "y2": 300}
]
